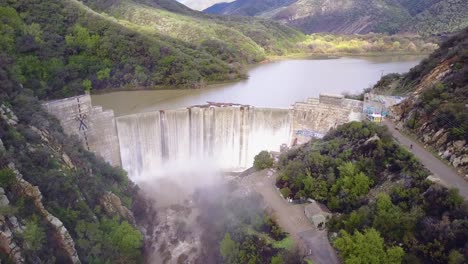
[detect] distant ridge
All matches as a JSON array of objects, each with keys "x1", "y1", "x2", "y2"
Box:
[{"x1": 204, "y1": 0, "x2": 468, "y2": 35}]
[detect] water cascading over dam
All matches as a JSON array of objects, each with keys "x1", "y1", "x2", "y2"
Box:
[{"x1": 116, "y1": 105, "x2": 292, "y2": 178}]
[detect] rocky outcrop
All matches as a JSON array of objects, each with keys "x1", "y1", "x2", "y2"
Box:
[
  {"x1": 393, "y1": 85, "x2": 467, "y2": 175},
  {"x1": 0, "y1": 138, "x2": 4, "y2": 152},
  {"x1": 0, "y1": 105, "x2": 19, "y2": 126},
  {"x1": 394, "y1": 113, "x2": 467, "y2": 176},
  {"x1": 8, "y1": 164, "x2": 81, "y2": 264},
  {"x1": 0, "y1": 188, "x2": 25, "y2": 264},
  {"x1": 389, "y1": 29, "x2": 468, "y2": 176},
  {"x1": 99, "y1": 192, "x2": 136, "y2": 225}
]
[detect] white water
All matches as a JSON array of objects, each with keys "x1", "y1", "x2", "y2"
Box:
[{"x1": 116, "y1": 106, "x2": 291, "y2": 178}]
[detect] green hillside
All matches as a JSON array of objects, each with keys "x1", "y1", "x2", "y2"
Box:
[
  {"x1": 0, "y1": 54, "x2": 146, "y2": 263},
  {"x1": 205, "y1": 0, "x2": 468, "y2": 35},
  {"x1": 373, "y1": 27, "x2": 468, "y2": 174},
  {"x1": 276, "y1": 121, "x2": 467, "y2": 263},
  {"x1": 0, "y1": 0, "x2": 304, "y2": 100}
]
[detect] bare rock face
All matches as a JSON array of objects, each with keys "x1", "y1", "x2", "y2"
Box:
[
  {"x1": 435, "y1": 132, "x2": 449, "y2": 148},
  {"x1": 431, "y1": 129, "x2": 445, "y2": 144},
  {"x1": 0, "y1": 188, "x2": 25, "y2": 264},
  {"x1": 454, "y1": 140, "x2": 466, "y2": 150},
  {"x1": 365, "y1": 134, "x2": 380, "y2": 145},
  {"x1": 8, "y1": 164, "x2": 81, "y2": 264},
  {"x1": 453, "y1": 155, "x2": 468, "y2": 169},
  {"x1": 0, "y1": 105, "x2": 19, "y2": 126},
  {"x1": 391, "y1": 57, "x2": 468, "y2": 175},
  {"x1": 0, "y1": 187, "x2": 9, "y2": 207},
  {"x1": 99, "y1": 192, "x2": 136, "y2": 225},
  {"x1": 0, "y1": 138, "x2": 5, "y2": 152}
]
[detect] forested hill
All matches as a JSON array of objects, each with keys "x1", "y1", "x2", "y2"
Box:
[
  {"x1": 373, "y1": 27, "x2": 468, "y2": 174},
  {"x1": 204, "y1": 0, "x2": 468, "y2": 35},
  {"x1": 0, "y1": 0, "x2": 304, "y2": 100},
  {"x1": 0, "y1": 51, "x2": 153, "y2": 262},
  {"x1": 276, "y1": 121, "x2": 467, "y2": 263}
]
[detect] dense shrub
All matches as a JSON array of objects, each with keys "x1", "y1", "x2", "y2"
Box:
[
  {"x1": 253, "y1": 150, "x2": 274, "y2": 170},
  {"x1": 278, "y1": 121, "x2": 467, "y2": 263}
]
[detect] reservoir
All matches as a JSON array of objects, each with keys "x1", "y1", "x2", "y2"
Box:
[{"x1": 93, "y1": 55, "x2": 423, "y2": 116}]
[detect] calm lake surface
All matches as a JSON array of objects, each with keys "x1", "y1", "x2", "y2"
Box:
[{"x1": 93, "y1": 56, "x2": 424, "y2": 116}]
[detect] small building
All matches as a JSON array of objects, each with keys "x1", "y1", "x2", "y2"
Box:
[
  {"x1": 304, "y1": 200, "x2": 332, "y2": 230},
  {"x1": 367, "y1": 113, "x2": 383, "y2": 123}
]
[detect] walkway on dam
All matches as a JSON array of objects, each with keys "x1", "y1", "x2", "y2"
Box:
[
  {"x1": 239, "y1": 169, "x2": 339, "y2": 264},
  {"x1": 384, "y1": 120, "x2": 468, "y2": 199}
]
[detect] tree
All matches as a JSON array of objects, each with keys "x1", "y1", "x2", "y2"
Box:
[
  {"x1": 97, "y1": 68, "x2": 111, "y2": 80},
  {"x1": 333, "y1": 228, "x2": 404, "y2": 264},
  {"x1": 343, "y1": 207, "x2": 369, "y2": 232},
  {"x1": 220, "y1": 233, "x2": 239, "y2": 264},
  {"x1": 254, "y1": 151, "x2": 274, "y2": 170},
  {"x1": 101, "y1": 218, "x2": 143, "y2": 260},
  {"x1": 448, "y1": 250, "x2": 465, "y2": 264},
  {"x1": 372, "y1": 193, "x2": 421, "y2": 242},
  {"x1": 83, "y1": 79, "x2": 92, "y2": 93},
  {"x1": 0, "y1": 168, "x2": 16, "y2": 188},
  {"x1": 280, "y1": 187, "x2": 291, "y2": 199},
  {"x1": 75, "y1": 221, "x2": 104, "y2": 261},
  {"x1": 271, "y1": 255, "x2": 284, "y2": 264},
  {"x1": 331, "y1": 162, "x2": 372, "y2": 206},
  {"x1": 23, "y1": 216, "x2": 46, "y2": 252}
]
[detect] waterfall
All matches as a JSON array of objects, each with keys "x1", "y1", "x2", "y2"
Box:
[{"x1": 116, "y1": 106, "x2": 291, "y2": 178}]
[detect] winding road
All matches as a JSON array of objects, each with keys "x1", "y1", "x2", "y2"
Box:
[
  {"x1": 239, "y1": 170, "x2": 339, "y2": 264},
  {"x1": 384, "y1": 120, "x2": 468, "y2": 199},
  {"x1": 237, "y1": 120, "x2": 468, "y2": 264}
]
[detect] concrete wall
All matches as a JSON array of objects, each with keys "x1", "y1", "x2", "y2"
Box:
[
  {"x1": 43, "y1": 94, "x2": 121, "y2": 167},
  {"x1": 42, "y1": 93, "x2": 363, "y2": 169},
  {"x1": 291, "y1": 94, "x2": 364, "y2": 144}
]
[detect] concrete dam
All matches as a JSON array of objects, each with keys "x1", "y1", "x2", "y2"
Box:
[
  {"x1": 117, "y1": 106, "x2": 291, "y2": 177},
  {"x1": 44, "y1": 94, "x2": 364, "y2": 178}
]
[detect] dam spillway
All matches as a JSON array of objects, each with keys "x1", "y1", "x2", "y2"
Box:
[
  {"x1": 43, "y1": 94, "x2": 365, "y2": 179},
  {"x1": 116, "y1": 105, "x2": 292, "y2": 178}
]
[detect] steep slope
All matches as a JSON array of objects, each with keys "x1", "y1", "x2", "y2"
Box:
[
  {"x1": 0, "y1": 0, "x2": 304, "y2": 100},
  {"x1": 373, "y1": 27, "x2": 468, "y2": 174},
  {"x1": 0, "y1": 57, "x2": 148, "y2": 263},
  {"x1": 204, "y1": 0, "x2": 468, "y2": 35},
  {"x1": 276, "y1": 121, "x2": 468, "y2": 263}
]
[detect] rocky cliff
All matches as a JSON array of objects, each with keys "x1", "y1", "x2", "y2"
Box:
[
  {"x1": 376, "y1": 28, "x2": 468, "y2": 175},
  {"x1": 0, "y1": 77, "x2": 144, "y2": 263}
]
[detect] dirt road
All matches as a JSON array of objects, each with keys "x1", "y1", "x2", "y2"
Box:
[{"x1": 239, "y1": 169, "x2": 339, "y2": 264}]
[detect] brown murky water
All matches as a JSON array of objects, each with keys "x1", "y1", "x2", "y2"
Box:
[{"x1": 93, "y1": 56, "x2": 424, "y2": 116}]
